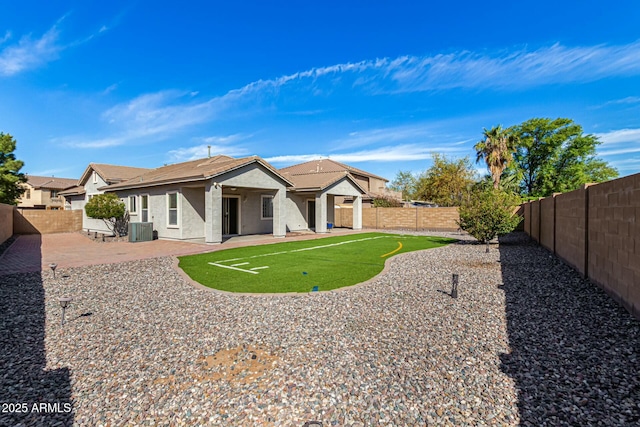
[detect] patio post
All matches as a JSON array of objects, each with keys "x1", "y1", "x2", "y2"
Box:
[{"x1": 205, "y1": 181, "x2": 222, "y2": 243}]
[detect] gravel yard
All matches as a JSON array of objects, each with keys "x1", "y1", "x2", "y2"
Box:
[{"x1": 1, "y1": 232, "x2": 638, "y2": 426}]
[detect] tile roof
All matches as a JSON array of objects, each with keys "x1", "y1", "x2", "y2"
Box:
[
  {"x1": 26, "y1": 176, "x2": 78, "y2": 190},
  {"x1": 103, "y1": 155, "x2": 293, "y2": 190},
  {"x1": 58, "y1": 185, "x2": 86, "y2": 196},
  {"x1": 279, "y1": 158, "x2": 388, "y2": 182},
  {"x1": 281, "y1": 170, "x2": 359, "y2": 191},
  {"x1": 90, "y1": 163, "x2": 152, "y2": 184}
]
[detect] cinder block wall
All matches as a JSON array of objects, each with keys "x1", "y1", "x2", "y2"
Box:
[
  {"x1": 530, "y1": 200, "x2": 541, "y2": 242},
  {"x1": 0, "y1": 203, "x2": 13, "y2": 244},
  {"x1": 13, "y1": 209, "x2": 83, "y2": 234},
  {"x1": 555, "y1": 187, "x2": 588, "y2": 275},
  {"x1": 540, "y1": 196, "x2": 555, "y2": 252},
  {"x1": 587, "y1": 175, "x2": 640, "y2": 317},
  {"x1": 334, "y1": 207, "x2": 460, "y2": 231},
  {"x1": 522, "y1": 173, "x2": 640, "y2": 319}
]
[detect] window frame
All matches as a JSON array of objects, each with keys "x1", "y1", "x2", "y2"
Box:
[
  {"x1": 167, "y1": 191, "x2": 179, "y2": 228},
  {"x1": 140, "y1": 194, "x2": 149, "y2": 222},
  {"x1": 128, "y1": 195, "x2": 137, "y2": 214},
  {"x1": 261, "y1": 195, "x2": 274, "y2": 220}
]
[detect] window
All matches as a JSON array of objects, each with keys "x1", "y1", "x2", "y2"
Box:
[
  {"x1": 141, "y1": 195, "x2": 149, "y2": 222},
  {"x1": 50, "y1": 190, "x2": 58, "y2": 199},
  {"x1": 93, "y1": 171, "x2": 97, "y2": 184},
  {"x1": 129, "y1": 195, "x2": 137, "y2": 214},
  {"x1": 25, "y1": 189, "x2": 31, "y2": 199},
  {"x1": 167, "y1": 192, "x2": 178, "y2": 227},
  {"x1": 261, "y1": 195, "x2": 273, "y2": 219}
]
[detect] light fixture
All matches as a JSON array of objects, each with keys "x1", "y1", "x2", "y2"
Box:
[
  {"x1": 451, "y1": 273, "x2": 459, "y2": 298},
  {"x1": 59, "y1": 297, "x2": 73, "y2": 326},
  {"x1": 49, "y1": 263, "x2": 58, "y2": 279}
]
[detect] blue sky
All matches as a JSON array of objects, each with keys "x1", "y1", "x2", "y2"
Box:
[{"x1": 2, "y1": 1, "x2": 640, "y2": 183}]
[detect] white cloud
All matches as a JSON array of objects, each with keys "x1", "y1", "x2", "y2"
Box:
[
  {"x1": 0, "y1": 31, "x2": 11, "y2": 44},
  {"x1": 167, "y1": 142, "x2": 250, "y2": 162},
  {"x1": 0, "y1": 24, "x2": 63, "y2": 76},
  {"x1": 266, "y1": 143, "x2": 463, "y2": 164},
  {"x1": 102, "y1": 83, "x2": 118, "y2": 95},
  {"x1": 596, "y1": 128, "x2": 640, "y2": 145},
  {"x1": 226, "y1": 40, "x2": 640, "y2": 97},
  {"x1": 62, "y1": 40, "x2": 640, "y2": 151}
]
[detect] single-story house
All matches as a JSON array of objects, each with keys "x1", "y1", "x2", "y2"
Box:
[
  {"x1": 60, "y1": 163, "x2": 151, "y2": 234},
  {"x1": 64, "y1": 155, "x2": 391, "y2": 243}
]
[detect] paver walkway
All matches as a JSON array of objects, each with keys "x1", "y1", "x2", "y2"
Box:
[{"x1": 0, "y1": 229, "x2": 360, "y2": 276}]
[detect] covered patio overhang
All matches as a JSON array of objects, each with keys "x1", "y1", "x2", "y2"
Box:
[
  {"x1": 289, "y1": 175, "x2": 365, "y2": 233},
  {"x1": 204, "y1": 161, "x2": 292, "y2": 244}
]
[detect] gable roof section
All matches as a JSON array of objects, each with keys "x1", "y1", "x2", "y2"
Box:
[
  {"x1": 78, "y1": 163, "x2": 152, "y2": 186},
  {"x1": 279, "y1": 158, "x2": 388, "y2": 182},
  {"x1": 26, "y1": 176, "x2": 78, "y2": 190},
  {"x1": 58, "y1": 185, "x2": 86, "y2": 196},
  {"x1": 282, "y1": 170, "x2": 367, "y2": 193},
  {"x1": 103, "y1": 155, "x2": 293, "y2": 191}
]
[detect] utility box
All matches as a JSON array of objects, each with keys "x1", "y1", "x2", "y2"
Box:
[{"x1": 128, "y1": 222, "x2": 154, "y2": 242}]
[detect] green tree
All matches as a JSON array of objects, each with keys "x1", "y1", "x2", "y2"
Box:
[
  {"x1": 457, "y1": 188, "x2": 522, "y2": 252},
  {"x1": 389, "y1": 170, "x2": 417, "y2": 201},
  {"x1": 510, "y1": 118, "x2": 618, "y2": 197},
  {"x1": 415, "y1": 154, "x2": 476, "y2": 207},
  {"x1": 85, "y1": 193, "x2": 129, "y2": 236},
  {"x1": 474, "y1": 125, "x2": 518, "y2": 189},
  {"x1": 0, "y1": 132, "x2": 27, "y2": 205}
]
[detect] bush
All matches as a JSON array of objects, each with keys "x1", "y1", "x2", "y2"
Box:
[
  {"x1": 85, "y1": 193, "x2": 129, "y2": 237},
  {"x1": 373, "y1": 196, "x2": 403, "y2": 207},
  {"x1": 457, "y1": 188, "x2": 521, "y2": 251}
]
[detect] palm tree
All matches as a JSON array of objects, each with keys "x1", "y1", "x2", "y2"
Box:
[{"x1": 474, "y1": 125, "x2": 518, "y2": 190}]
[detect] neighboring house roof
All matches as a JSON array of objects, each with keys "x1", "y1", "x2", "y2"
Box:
[
  {"x1": 58, "y1": 185, "x2": 86, "y2": 196},
  {"x1": 279, "y1": 158, "x2": 388, "y2": 182},
  {"x1": 102, "y1": 155, "x2": 293, "y2": 191},
  {"x1": 79, "y1": 163, "x2": 152, "y2": 186},
  {"x1": 25, "y1": 176, "x2": 78, "y2": 190}
]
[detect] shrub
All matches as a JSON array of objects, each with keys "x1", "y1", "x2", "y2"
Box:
[
  {"x1": 457, "y1": 188, "x2": 521, "y2": 251},
  {"x1": 85, "y1": 193, "x2": 129, "y2": 237},
  {"x1": 373, "y1": 196, "x2": 403, "y2": 207}
]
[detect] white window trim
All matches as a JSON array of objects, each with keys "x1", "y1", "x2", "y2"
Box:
[
  {"x1": 261, "y1": 195, "x2": 274, "y2": 220},
  {"x1": 92, "y1": 171, "x2": 97, "y2": 184},
  {"x1": 140, "y1": 194, "x2": 150, "y2": 222},
  {"x1": 167, "y1": 191, "x2": 180, "y2": 228},
  {"x1": 128, "y1": 195, "x2": 138, "y2": 215}
]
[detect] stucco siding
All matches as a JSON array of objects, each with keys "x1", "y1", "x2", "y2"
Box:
[
  {"x1": 326, "y1": 178, "x2": 362, "y2": 197},
  {"x1": 285, "y1": 194, "x2": 310, "y2": 231}
]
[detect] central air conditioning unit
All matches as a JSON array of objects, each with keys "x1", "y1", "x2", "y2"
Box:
[{"x1": 128, "y1": 222, "x2": 154, "y2": 242}]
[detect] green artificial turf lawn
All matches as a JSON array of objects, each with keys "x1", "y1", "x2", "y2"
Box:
[{"x1": 178, "y1": 232, "x2": 456, "y2": 293}]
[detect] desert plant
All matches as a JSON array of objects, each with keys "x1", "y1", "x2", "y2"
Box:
[
  {"x1": 457, "y1": 188, "x2": 521, "y2": 252},
  {"x1": 85, "y1": 193, "x2": 129, "y2": 237}
]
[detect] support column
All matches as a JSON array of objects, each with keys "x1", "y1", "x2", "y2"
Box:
[
  {"x1": 272, "y1": 188, "x2": 286, "y2": 238},
  {"x1": 327, "y1": 195, "x2": 335, "y2": 226},
  {"x1": 315, "y1": 192, "x2": 328, "y2": 233},
  {"x1": 352, "y1": 195, "x2": 362, "y2": 230},
  {"x1": 205, "y1": 181, "x2": 222, "y2": 244}
]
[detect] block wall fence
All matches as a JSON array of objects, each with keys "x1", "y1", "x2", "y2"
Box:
[
  {"x1": 334, "y1": 207, "x2": 460, "y2": 231},
  {"x1": 523, "y1": 172, "x2": 640, "y2": 319},
  {"x1": 0, "y1": 203, "x2": 13, "y2": 244},
  {"x1": 13, "y1": 209, "x2": 83, "y2": 235}
]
